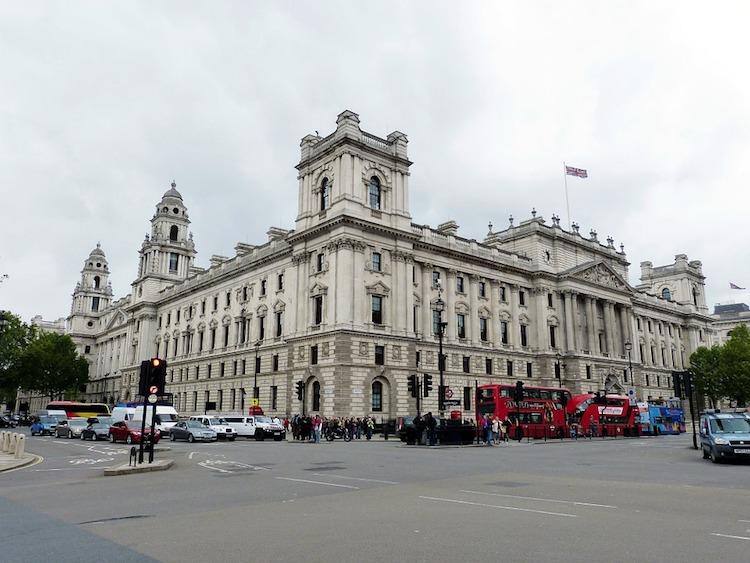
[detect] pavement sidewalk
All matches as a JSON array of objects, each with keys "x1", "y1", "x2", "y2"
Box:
[{"x1": 0, "y1": 450, "x2": 40, "y2": 473}]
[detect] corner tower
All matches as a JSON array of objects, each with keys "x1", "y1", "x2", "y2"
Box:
[
  {"x1": 68, "y1": 243, "x2": 114, "y2": 333},
  {"x1": 295, "y1": 110, "x2": 412, "y2": 233},
  {"x1": 637, "y1": 254, "x2": 708, "y2": 313},
  {"x1": 132, "y1": 182, "x2": 197, "y2": 304}
]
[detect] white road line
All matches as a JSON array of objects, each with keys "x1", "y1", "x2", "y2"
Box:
[
  {"x1": 460, "y1": 490, "x2": 617, "y2": 509},
  {"x1": 739, "y1": 520, "x2": 750, "y2": 523},
  {"x1": 198, "y1": 462, "x2": 232, "y2": 474},
  {"x1": 711, "y1": 533, "x2": 750, "y2": 542},
  {"x1": 313, "y1": 473, "x2": 399, "y2": 485},
  {"x1": 275, "y1": 477, "x2": 360, "y2": 489},
  {"x1": 419, "y1": 496, "x2": 577, "y2": 518}
]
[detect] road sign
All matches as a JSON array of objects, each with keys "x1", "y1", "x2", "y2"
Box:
[
  {"x1": 443, "y1": 399, "x2": 461, "y2": 407},
  {"x1": 251, "y1": 398, "x2": 259, "y2": 407},
  {"x1": 445, "y1": 387, "x2": 454, "y2": 399},
  {"x1": 147, "y1": 394, "x2": 158, "y2": 404},
  {"x1": 149, "y1": 385, "x2": 158, "y2": 394}
]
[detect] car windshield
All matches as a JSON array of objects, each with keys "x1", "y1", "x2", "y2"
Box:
[
  {"x1": 710, "y1": 417, "x2": 750, "y2": 433},
  {"x1": 69, "y1": 420, "x2": 88, "y2": 427},
  {"x1": 95, "y1": 417, "x2": 113, "y2": 424},
  {"x1": 256, "y1": 416, "x2": 272, "y2": 424},
  {"x1": 187, "y1": 421, "x2": 204, "y2": 428},
  {"x1": 157, "y1": 413, "x2": 179, "y2": 423},
  {"x1": 39, "y1": 417, "x2": 57, "y2": 424}
]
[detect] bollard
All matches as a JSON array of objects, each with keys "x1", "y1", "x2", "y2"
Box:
[
  {"x1": 14, "y1": 434, "x2": 25, "y2": 459},
  {"x1": 2, "y1": 431, "x2": 10, "y2": 452},
  {"x1": 8, "y1": 433, "x2": 17, "y2": 455},
  {"x1": 0, "y1": 431, "x2": 7, "y2": 452}
]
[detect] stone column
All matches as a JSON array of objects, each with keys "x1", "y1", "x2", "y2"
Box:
[
  {"x1": 563, "y1": 291, "x2": 575, "y2": 353},
  {"x1": 586, "y1": 297, "x2": 597, "y2": 354},
  {"x1": 618, "y1": 305, "x2": 629, "y2": 357},
  {"x1": 571, "y1": 293, "x2": 580, "y2": 353},
  {"x1": 534, "y1": 288, "x2": 547, "y2": 350},
  {"x1": 353, "y1": 243, "x2": 366, "y2": 328},
  {"x1": 490, "y1": 280, "x2": 500, "y2": 346},
  {"x1": 603, "y1": 301, "x2": 615, "y2": 357},
  {"x1": 470, "y1": 275, "x2": 480, "y2": 346},
  {"x1": 421, "y1": 263, "x2": 433, "y2": 339},
  {"x1": 446, "y1": 269, "x2": 457, "y2": 342},
  {"x1": 663, "y1": 322, "x2": 673, "y2": 368},
  {"x1": 405, "y1": 256, "x2": 415, "y2": 336},
  {"x1": 326, "y1": 241, "x2": 338, "y2": 326},
  {"x1": 509, "y1": 284, "x2": 519, "y2": 348}
]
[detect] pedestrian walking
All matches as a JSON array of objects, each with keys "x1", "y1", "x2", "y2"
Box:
[{"x1": 491, "y1": 417, "x2": 500, "y2": 445}]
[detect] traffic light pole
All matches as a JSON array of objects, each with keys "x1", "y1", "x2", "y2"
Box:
[
  {"x1": 138, "y1": 394, "x2": 147, "y2": 464},
  {"x1": 416, "y1": 375, "x2": 421, "y2": 419}
]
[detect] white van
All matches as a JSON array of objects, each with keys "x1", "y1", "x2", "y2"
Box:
[
  {"x1": 111, "y1": 406, "x2": 136, "y2": 423},
  {"x1": 223, "y1": 414, "x2": 284, "y2": 441},
  {"x1": 188, "y1": 415, "x2": 237, "y2": 440},
  {"x1": 133, "y1": 405, "x2": 180, "y2": 436}
]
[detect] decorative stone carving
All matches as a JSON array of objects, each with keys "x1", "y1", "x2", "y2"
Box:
[
  {"x1": 298, "y1": 346, "x2": 305, "y2": 360},
  {"x1": 392, "y1": 345, "x2": 401, "y2": 360},
  {"x1": 359, "y1": 342, "x2": 369, "y2": 356},
  {"x1": 322, "y1": 342, "x2": 330, "y2": 356},
  {"x1": 577, "y1": 264, "x2": 627, "y2": 290}
]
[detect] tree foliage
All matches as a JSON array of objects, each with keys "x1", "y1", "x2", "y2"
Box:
[
  {"x1": 0, "y1": 311, "x2": 36, "y2": 403},
  {"x1": 690, "y1": 323, "x2": 750, "y2": 407}
]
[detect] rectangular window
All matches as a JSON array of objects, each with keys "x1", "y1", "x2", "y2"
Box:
[
  {"x1": 210, "y1": 328, "x2": 216, "y2": 350},
  {"x1": 555, "y1": 362, "x2": 561, "y2": 379},
  {"x1": 311, "y1": 345, "x2": 318, "y2": 365},
  {"x1": 501, "y1": 321, "x2": 508, "y2": 344},
  {"x1": 278, "y1": 272, "x2": 284, "y2": 291},
  {"x1": 657, "y1": 375, "x2": 661, "y2": 387},
  {"x1": 457, "y1": 314, "x2": 466, "y2": 339},
  {"x1": 416, "y1": 351, "x2": 421, "y2": 367},
  {"x1": 213, "y1": 296, "x2": 218, "y2": 311},
  {"x1": 464, "y1": 386, "x2": 472, "y2": 410},
  {"x1": 255, "y1": 355, "x2": 261, "y2": 374},
  {"x1": 369, "y1": 183, "x2": 381, "y2": 209},
  {"x1": 92, "y1": 296, "x2": 100, "y2": 311},
  {"x1": 548, "y1": 293, "x2": 553, "y2": 308},
  {"x1": 520, "y1": 325, "x2": 528, "y2": 347},
  {"x1": 167, "y1": 313, "x2": 171, "y2": 326},
  {"x1": 507, "y1": 360, "x2": 513, "y2": 376},
  {"x1": 169, "y1": 253, "x2": 179, "y2": 273},
  {"x1": 456, "y1": 276, "x2": 465, "y2": 293},
  {"x1": 549, "y1": 326, "x2": 556, "y2": 349},
  {"x1": 242, "y1": 286, "x2": 248, "y2": 302},
  {"x1": 195, "y1": 366, "x2": 199, "y2": 380},
  {"x1": 271, "y1": 386, "x2": 278, "y2": 410},
  {"x1": 479, "y1": 281, "x2": 486, "y2": 298},
  {"x1": 519, "y1": 290, "x2": 526, "y2": 306},
  {"x1": 375, "y1": 345, "x2": 385, "y2": 365},
  {"x1": 645, "y1": 373, "x2": 650, "y2": 386},
  {"x1": 220, "y1": 362, "x2": 225, "y2": 377},
  {"x1": 432, "y1": 271, "x2": 440, "y2": 288},
  {"x1": 650, "y1": 346, "x2": 656, "y2": 364},
  {"x1": 599, "y1": 333, "x2": 605, "y2": 354},
  {"x1": 432, "y1": 310, "x2": 441, "y2": 336},
  {"x1": 637, "y1": 317, "x2": 641, "y2": 330},
  {"x1": 176, "y1": 309, "x2": 181, "y2": 322},
  {"x1": 259, "y1": 316, "x2": 265, "y2": 341},
  {"x1": 223, "y1": 325, "x2": 229, "y2": 347},
  {"x1": 158, "y1": 315, "x2": 162, "y2": 328},
  {"x1": 526, "y1": 362, "x2": 533, "y2": 378},
  {"x1": 485, "y1": 358, "x2": 492, "y2": 375},
  {"x1": 372, "y1": 295, "x2": 383, "y2": 324},
  {"x1": 479, "y1": 317, "x2": 488, "y2": 341},
  {"x1": 623, "y1": 368, "x2": 628, "y2": 383},
  {"x1": 207, "y1": 364, "x2": 212, "y2": 379},
  {"x1": 658, "y1": 323, "x2": 662, "y2": 334},
  {"x1": 314, "y1": 296, "x2": 323, "y2": 325},
  {"x1": 201, "y1": 300, "x2": 206, "y2": 314},
  {"x1": 226, "y1": 291, "x2": 231, "y2": 307},
  {"x1": 648, "y1": 320, "x2": 652, "y2": 332},
  {"x1": 84, "y1": 345, "x2": 91, "y2": 354},
  {"x1": 462, "y1": 356, "x2": 470, "y2": 373},
  {"x1": 500, "y1": 286, "x2": 507, "y2": 302},
  {"x1": 372, "y1": 252, "x2": 381, "y2": 272},
  {"x1": 413, "y1": 306, "x2": 418, "y2": 333},
  {"x1": 218, "y1": 390, "x2": 223, "y2": 411},
  {"x1": 275, "y1": 311, "x2": 283, "y2": 337},
  {"x1": 272, "y1": 354, "x2": 279, "y2": 372},
  {"x1": 193, "y1": 391, "x2": 198, "y2": 411},
  {"x1": 317, "y1": 253, "x2": 324, "y2": 272},
  {"x1": 233, "y1": 360, "x2": 237, "y2": 376},
  {"x1": 261, "y1": 279, "x2": 267, "y2": 296},
  {"x1": 586, "y1": 365, "x2": 592, "y2": 379},
  {"x1": 231, "y1": 389, "x2": 236, "y2": 411},
  {"x1": 242, "y1": 359, "x2": 246, "y2": 374},
  {"x1": 198, "y1": 331, "x2": 204, "y2": 351}
]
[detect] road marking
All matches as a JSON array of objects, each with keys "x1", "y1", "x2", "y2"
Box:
[
  {"x1": 188, "y1": 451, "x2": 198, "y2": 459},
  {"x1": 460, "y1": 490, "x2": 617, "y2": 509},
  {"x1": 711, "y1": 533, "x2": 750, "y2": 542},
  {"x1": 313, "y1": 473, "x2": 399, "y2": 485},
  {"x1": 198, "y1": 462, "x2": 232, "y2": 473},
  {"x1": 419, "y1": 496, "x2": 577, "y2": 518},
  {"x1": 738, "y1": 520, "x2": 750, "y2": 523},
  {"x1": 275, "y1": 477, "x2": 359, "y2": 489}
]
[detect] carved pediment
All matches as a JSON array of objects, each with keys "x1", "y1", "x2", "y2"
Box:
[
  {"x1": 366, "y1": 281, "x2": 391, "y2": 295},
  {"x1": 104, "y1": 309, "x2": 128, "y2": 331},
  {"x1": 569, "y1": 262, "x2": 629, "y2": 291}
]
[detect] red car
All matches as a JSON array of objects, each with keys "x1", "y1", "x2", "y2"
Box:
[{"x1": 109, "y1": 421, "x2": 161, "y2": 445}]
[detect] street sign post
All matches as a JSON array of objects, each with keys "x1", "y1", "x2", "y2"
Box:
[{"x1": 147, "y1": 394, "x2": 158, "y2": 404}]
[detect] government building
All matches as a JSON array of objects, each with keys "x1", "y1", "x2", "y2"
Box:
[{"x1": 24, "y1": 111, "x2": 716, "y2": 419}]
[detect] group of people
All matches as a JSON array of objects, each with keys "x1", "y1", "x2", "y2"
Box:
[
  {"x1": 479, "y1": 414, "x2": 512, "y2": 445},
  {"x1": 285, "y1": 414, "x2": 377, "y2": 443}
]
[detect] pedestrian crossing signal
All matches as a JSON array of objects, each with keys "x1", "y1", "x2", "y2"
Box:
[{"x1": 296, "y1": 380, "x2": 304, "y2": 401}]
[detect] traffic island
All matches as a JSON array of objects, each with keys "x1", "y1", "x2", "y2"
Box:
[{"x1": 104, "y1": 459, "x2": 174, "y2": 476}]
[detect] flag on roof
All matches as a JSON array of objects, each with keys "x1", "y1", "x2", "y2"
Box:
[
  {"x1": 730, "y1": 282, "x2": 746, "y2": 290},
  {"x1": 565, "y1": 166, "x2": 588, "y2": 178}
]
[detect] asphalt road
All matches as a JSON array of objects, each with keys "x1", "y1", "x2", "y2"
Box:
[{"x1": 2, "y1": 430, "x2": 750, "y2": 563}]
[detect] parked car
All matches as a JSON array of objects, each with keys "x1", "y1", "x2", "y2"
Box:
[
  {"x1": 700, "y1": 411, "x2": 750, "y2": 463},
  {"x1": 108, "y1": 420, "x2": 161, "y2": 444},
  {"x1": 188, "y1": 416, "x2": 237, "y2": 441},
  {"x1": 0, "y1": 415, "x2": 17, "y2": 428},
  {"x1": 170, "y1": 420, "x2": 218, "y2": 443},
  {"x1": 81, "y1": 421, "x2": 112, "y2": 441},
  {"x1": 56, "y1": 418, "x2": 88, "y2": 439},
  {"x1": 30, "y1": 416, "x2": 59, "y2": 436},
  {"x1": 223, "y1": 415, "x2": 284, "y2": 441}
]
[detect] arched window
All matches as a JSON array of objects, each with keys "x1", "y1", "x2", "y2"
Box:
[
  {"x1": 93, "y1": 275, "x2": 100, "y2": 289},
  {"x1": 320, "y1": 178, "x2": 330, "y2": 211},
  {"x1": 372, "y1": 381, "x2": 383, "y2": 412},
  {"x1": 312, "y1": 381, "x2": 321, "y2": 412},
  {"x1": 169, "y1": 225, "x2": 179, "y2": 241},
  {"x1": 368, "y1": 176, "x2": 381, "y2": 210},
  {"x1": 661, "y1": 288, "x2": 671, "y2": 301},
  {"x1": 692, "y1": 287, "x2": 699, "y2": 306}
]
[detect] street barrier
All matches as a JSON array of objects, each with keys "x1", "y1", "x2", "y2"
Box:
[
  {"x1": 14, "y1": 434, "x2": 25, "y2": 459},
  {"x1": 1, "y1": 431, "x2": 9, "y2": 452}
]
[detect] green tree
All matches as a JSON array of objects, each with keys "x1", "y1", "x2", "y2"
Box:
[
  {"x1": 689, "y1": 345, "x2": 723, "y2": 408},
  {"x1": 0, "y1": 311, "x2": 35, "y2": 404},
  {"x1": 18, "y1": 332, "x2": 89, "y2": 401},
  {"x1": 720, "y1": 323, "x2": 750, "y2": 406}
]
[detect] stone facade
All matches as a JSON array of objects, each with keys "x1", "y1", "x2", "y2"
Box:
[
  {"x1": 711, "y1": 303, "x2": 750, "y2": 345},
  {"x1": 23, "y1": 111, "x2": 716, "y2": 418}
]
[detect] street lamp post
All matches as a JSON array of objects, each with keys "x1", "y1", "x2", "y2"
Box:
[
  {"x1": 435, "y1": 285, "x2": 447, "y2": 420},
  {"x1": 253, "y1": 340, "x2": 261, "y2": 408},
  {"x1": 624, "y1": 340, "x2": 636, "y2": 435}
]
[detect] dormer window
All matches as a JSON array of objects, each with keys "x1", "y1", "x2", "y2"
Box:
[
  {"x1": 368, "y1": 176, "x2": 381, "y2": 210},
  {"x1": 320, "y1": 178, "x2": 330, "y2": 211},
  {"x1": 170, "y1": 225, "x2": 179, "y2": 241}
]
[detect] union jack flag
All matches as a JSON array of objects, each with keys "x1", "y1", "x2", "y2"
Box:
[{"x1": 566, "y1": 166, "x2": 588, "y2": 178}]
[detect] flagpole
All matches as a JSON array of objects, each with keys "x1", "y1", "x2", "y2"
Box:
[{"x1": 563, "y1": 162, "x2": 571, "y2": 230}]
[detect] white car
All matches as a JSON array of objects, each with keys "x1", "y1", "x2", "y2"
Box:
[
  {"x1": 188, "y1": 416, "x2": 237, "y2": 441},
  {"x1": 223, "y1": 415, "x2": 285, "y2": 441}
]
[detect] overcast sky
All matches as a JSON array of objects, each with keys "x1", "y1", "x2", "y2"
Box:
[{"x1": 2, "y1": 1, "x2": 749, "y2": 323}]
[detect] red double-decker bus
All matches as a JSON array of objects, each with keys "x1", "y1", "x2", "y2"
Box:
[
  {"x1": 477, "y1": 384, "x2": 573, "y2": 439},
  {"x1": 571, "y1": 394, "x2": 640, "y2": 437}
]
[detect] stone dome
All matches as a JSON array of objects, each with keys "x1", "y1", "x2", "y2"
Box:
[{"x1": 162, "y1": 181, "x2": 183, "y2": 201}]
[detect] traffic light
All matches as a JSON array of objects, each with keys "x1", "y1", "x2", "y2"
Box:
[
  {"x1": 672, "y1": 371, "x2": 683, "y2": 399},
  {"x1": 514, "y1": 380, "x2": 524, "y2": 402},
  {"x1": 138, "y1": 358, "x2": 168, "y2": 397},
  {"x1": 423, "y1": 374, "x2": 433, "y2": 397},
  {"x1": 408, "y1": 374, "x2": 418, "y2": 398},
  {"x1": 296, "y1": 380, "x2": 304, "y2": 401}
]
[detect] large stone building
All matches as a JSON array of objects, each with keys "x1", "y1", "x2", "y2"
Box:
[
  {"x1": 711, "y1": 302, "x2": 750, "y2": 345},
  {"x1": 24, "y1": 111, "x2": 715, "y2": 418}
]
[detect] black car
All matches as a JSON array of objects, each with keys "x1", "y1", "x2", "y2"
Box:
[
  {"x1": 81, "y1": 422, "x2": 110, "y2": 441},
  {"x1": 0, "y1": 415, "x2": 17, "y2": 428}
]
